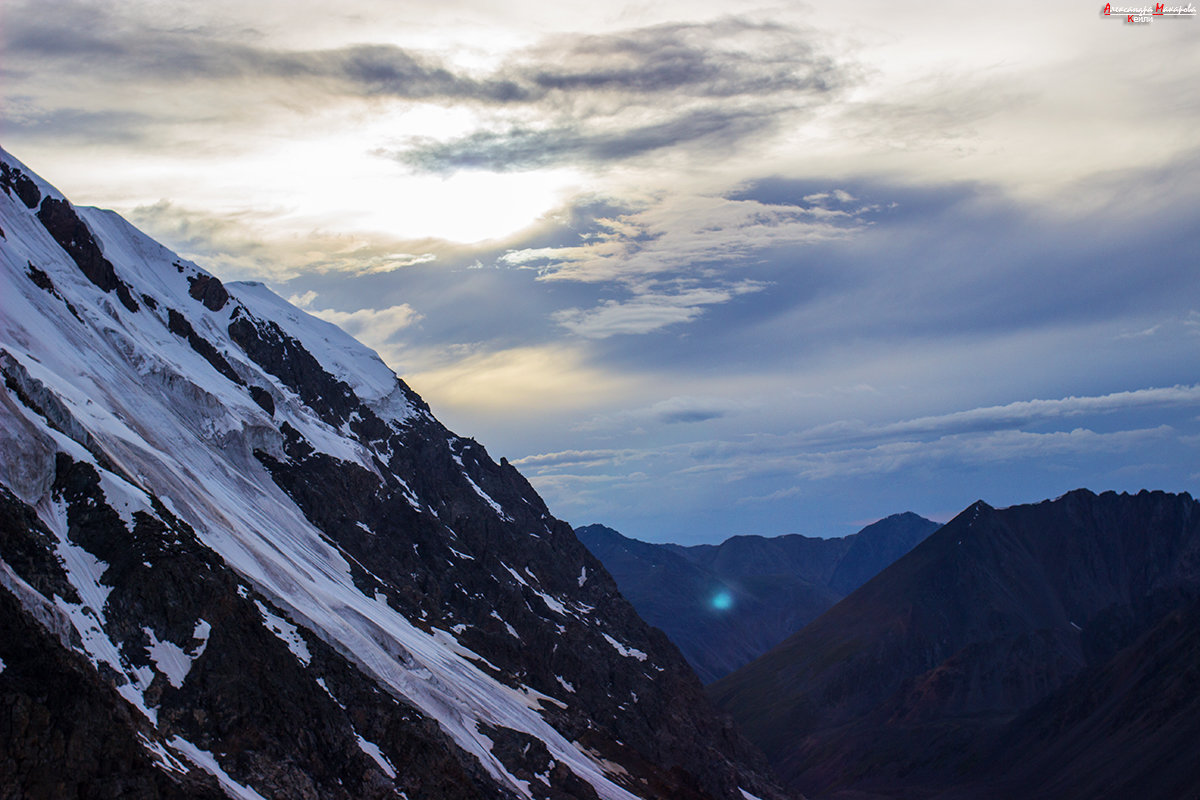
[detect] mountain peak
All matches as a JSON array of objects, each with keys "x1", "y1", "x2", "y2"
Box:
[
  {"x1": 0, "y1": 150, "x2": 785, "y2": 800},
  {"x1": 709, "y1": 489, "x2": 1200, "y2": 799}
]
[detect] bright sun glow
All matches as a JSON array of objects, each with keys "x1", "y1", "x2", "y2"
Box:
[{"x1": 214, "y1": 131, "x2": 583, "y2": 244}]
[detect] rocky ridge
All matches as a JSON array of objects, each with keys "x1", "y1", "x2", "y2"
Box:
[
  {"x1": 710, "y1": 489, "x2": 1200, "y2": 799},
  {"x1": 0, "y1": 149, "x2": 786, "y2": 800}
]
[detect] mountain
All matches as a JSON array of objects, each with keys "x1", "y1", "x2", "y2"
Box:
[
  {"x1": 577, "y1": 514, "x2": 938, "y2": 682},
  {"x1": 977, "y1": 592, "x2": 1200, "y2": 800},
  {"x1": 708, "y1": 489, "x2": 1200, "y2": 799},
  {"x1": 0, "y1": 149, "x2": 788, "y2": 800}
]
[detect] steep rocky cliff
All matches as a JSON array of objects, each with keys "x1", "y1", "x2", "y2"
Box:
[{"x1": 0, "y1": 149, "x2": 786, "y2": 800}]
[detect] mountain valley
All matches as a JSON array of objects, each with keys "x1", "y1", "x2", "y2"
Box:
[{"x1": 577, "y1": 514, "x2": 939, "y2": 682}]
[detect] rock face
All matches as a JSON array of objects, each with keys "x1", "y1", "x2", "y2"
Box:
[
  {"x1": 709, "y1": 490, "x2": 1200, "y2": 800},
  {"x1": 0, "y1": 149, "x2": 787, "y2": 800},
  {"x1": 577, "y1": 514, "x2": 938, "y2": 682},
  {"x1": 980, "y1": 593, "x2": 1200, "y2": 800}
]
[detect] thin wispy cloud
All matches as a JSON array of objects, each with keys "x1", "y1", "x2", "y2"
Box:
[
  {"x1": 503, "y1": 192, "x2": 865, "y2": 284},
  {"x1": 523, "y1": 18, "x2": 846, "y2": 99},
  {"x1": 395, "y1": 108, "x2": 782, "y2": 173},
  {"x1": 553, "y1": 281, "x2": 767, "y2": 338},
  {"x1": 790, "y1": 385, "x2": 1200, "y2": 447},
  {"x1": 518, "y1": 386, "x2": 1199, "y2": 518}
]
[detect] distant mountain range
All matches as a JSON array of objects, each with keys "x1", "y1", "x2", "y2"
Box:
[
  {"x1": 709, "y1": 489, "x2": 1200, "y2": 800},
  {"x1": 577, "y1": 513, "x2": 939, "y2": 682}
]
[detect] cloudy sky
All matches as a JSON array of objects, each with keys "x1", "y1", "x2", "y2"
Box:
[{"x1": 5, "y1": 0, "x2": 1198, "y2": 543}]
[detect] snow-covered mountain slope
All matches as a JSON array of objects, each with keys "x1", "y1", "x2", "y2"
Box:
[{"x1": 0, "y1": 149, "x2": 786, "y2": 800}]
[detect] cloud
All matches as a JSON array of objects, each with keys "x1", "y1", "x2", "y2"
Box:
[
  {"x1": 385, "y1": 17, "x2": 851, "y2": 172},
  {"x1": 779, "y1": 426, "x2": 1175, "y2": 483},
  {"x1": 731, "y1": 426, "x2": 1176, "y2": 502},
  {"x1": 568, "y1": 396, "x2": 751, "y2": 433},
  {"x1": 552, "y1": 281, "x2": 766, "y2": 338},
  {"x1": 0, "y1": 104, "x2": 156, "y2": 144},
  {"x1": 502, "y1": 192, "x2": 864, "y2": 285},
  {"x1": 2, "y1": 4, "x2": 524, "y2": 102},
  {"x1": 290, "y1": 292, "x2": 422, "y2": 366},
  {"x1": 511, "y1": 448, "x2": 642, "y2": 468},
  {"x1": 404, "y1": 344, "x2": 634, "y2": 415},
  {"x1": 516, "y1": 386, "x2": 1198, "y2": 492},
  {"x1": 640, "y1": 395, "x2": 748, "y2": 425},
  {"x1": 826, "y1": 384, "x2": 1200, "y2": 445},
  {"x1": 553, "y1": 300, "x2": 704, "y2": 337},
  {"x1": 523, "y1": 18, "x2": 847, "y2": 99},
  {"x1": 661, "y1": 386, "x2": 1200, "y2": 478},
  {"x1": 126, "y1": 200, "x2": 443, "y2": 279},
  {"x1": 5, "y1": 9, "x2": 846, "y2": 101},
  {"x1": 394, "y1": 107, "x2": 781, "y2": 172},
  {"x1": 523, "y1": 423, "x2": 1181, "y2": 518}
]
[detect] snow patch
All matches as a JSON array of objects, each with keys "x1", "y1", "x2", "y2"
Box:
[
  {"x1": 502, "y1": 563, "x2": 529, "y2": 587},
  {"x1": 394, "y1": 475, "x2": 421, "y2": 510},
  {"x1": 36, "y1": 499, "x2": 165, "y2": 719},
  {"x1": 139, "y1": 733, "x2": 189, "y2": 774},
  {"x1": 318, "y1": 677, "x2": 346, "y2": 709},
  {"x1": 96, "y1": 469, "x2": 156, "y2": 532},
  {"x1": 48, "y1": 499, "x2": 113, "y2": 615},
  {"x1": 145, "y1": 619, "x2": 210, "y2": 689},
  {"x1": 356, "y1": 733, "x2": 398, "y2": 779},
  {"x1": 519, "y1": 684, "x2": 567, "y2": 710},
  {"x1": 464, "y1": 473, "x2": 513, "y2": 522},
  {"x1": 168, "y1": 736, "x2": 268, "y2": 800},
  {"x1": 601, "y1": 633, "x2": 647, "y2": 662},
  {"x1": 254, "y1": 601, "x2": 311, "y2": 666},
  {"x1": 532, "y1": 588, "x2": 567, "y2": 617},
  {"x1": 490, "y1": 610, "x2": 521, "y2": 641}
]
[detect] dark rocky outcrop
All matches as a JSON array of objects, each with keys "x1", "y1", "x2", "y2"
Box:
[
  {"x1": 24, "y1": 261, "x2": 83, "y2": 321},
  {"x1": 0, "y1": 582, "x2": 229, "y2": 800},
  {"x1": 0, "y1": 160, "x2": 41, "y2": 209},
  {"x1": 36, "y1": 197, "x2": 139, "y2": 313},
  {"x1": 186, "y1": 274, "x2": 229, "y2": 312},
  {"x1": 248, "y1": 385, "x2": 275, "y2": 415},
  {"x1": 166, "y1": 307, "x2": 245, "y2": 386},
  {"x1": 228, "y1": 311, "x2": 363, "y2": 429}
]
